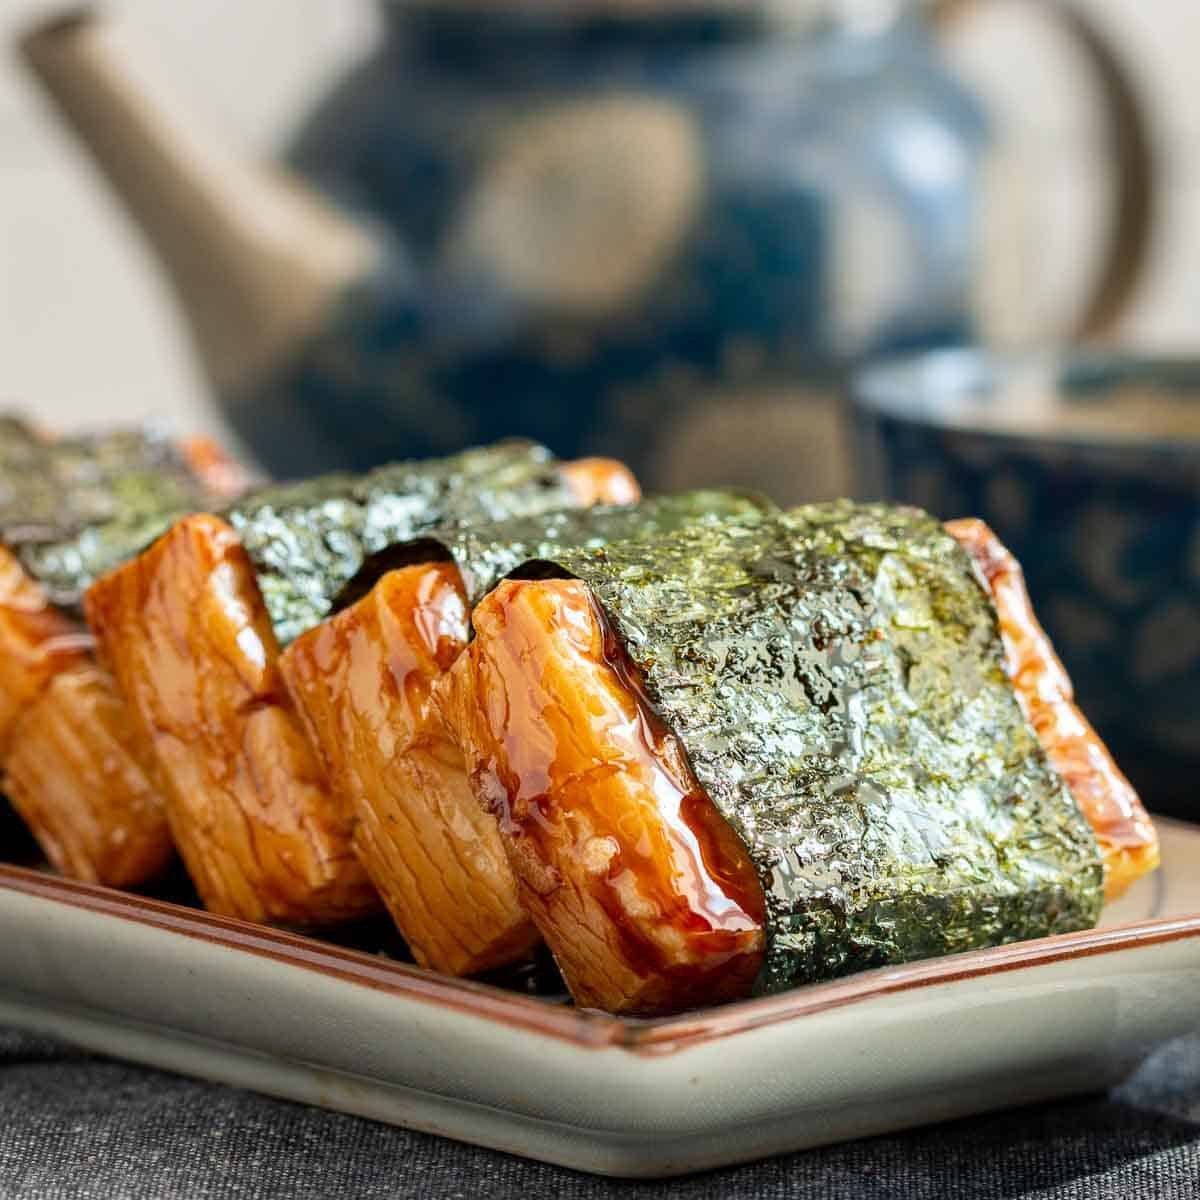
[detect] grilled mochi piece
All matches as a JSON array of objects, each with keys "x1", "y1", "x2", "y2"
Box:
[
  {"x1": 0, "y1": 544, "x2": 88, "y2": 751},
  {"x1": 278, "y1": 492, "x2": 768, "y2": 975},
  {"x1": 0, "y1": 424, "x2": 244, "y2": 885},
  {"x1": 0, "y1": 545, "x2": 167, "y2": 885},
  {"x1": 946, "y1": 519, "x2": 1158, "y2": 899},
  {"x1": 7, "y1": 664, "x2": 168, "y2": 886},
  {"x1": 85, "y1": 514, "x2": 378, "y2": 924},
  {"x1": 437, "y1": 576, "x2": 767, "y2": 1013},
  {"x1": 280, "y1": 562, "x2": 537, "y2": 974},
  {"x1": 85, "y1": 442, "x2": 637, "y2": 925},
  {"x1": 437, "y1": 503, "x2": 1113, "y2": 1015}
]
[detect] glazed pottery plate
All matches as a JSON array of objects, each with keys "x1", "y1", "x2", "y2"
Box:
[{"x1": 1, "y1": 818, "x2": 1199, "y2": 1178}]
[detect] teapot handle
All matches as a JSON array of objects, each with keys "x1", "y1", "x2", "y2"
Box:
[{"x1": 931, "y1": 0, "x2": 1155, "y2": 340}]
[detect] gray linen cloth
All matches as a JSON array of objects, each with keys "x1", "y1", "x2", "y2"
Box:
[{"x1": 2, "y1": 1028, "x2": 1200, "y2": 1199}]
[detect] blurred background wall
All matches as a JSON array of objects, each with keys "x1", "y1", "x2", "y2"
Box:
[{"x1": 1, "y1": 0, "x2": 1198, "y2": 439}]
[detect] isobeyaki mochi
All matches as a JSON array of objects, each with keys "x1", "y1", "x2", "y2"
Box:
[{"x1": 437, "y1": 503, "x2": 1155, "y2": 1015}]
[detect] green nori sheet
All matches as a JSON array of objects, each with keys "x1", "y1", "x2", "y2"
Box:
[
  {"x1": 335, "y1": 489, "x2": 775, "y2": 613},
  {"x1": 227, "y1": 440, "x2": 580, "y2": 646},
  {"x1": 529, "y1": 500, "x2": 1103, "y2": 993},
  {"x1": 11, "y1": 425, "x2": 223, "y2": 609},
  {"x1": 0, "y1": 419, "x2": 44, "y2": 507}
]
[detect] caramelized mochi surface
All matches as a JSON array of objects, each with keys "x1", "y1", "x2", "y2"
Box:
[
  {"x1": 280, "y1": 562, "x2": 538, "y2": 974},
  {"x1": 86, "y1": 514, "x2": 378, "y2": 924},
  {"x1": 437, "y1": 577, "x2": 766, "y2": 1015}
]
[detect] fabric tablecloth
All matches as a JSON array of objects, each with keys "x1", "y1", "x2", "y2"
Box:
[{"x1": 2, "y1": 1028, "x2": 1200, "y2": 1199}]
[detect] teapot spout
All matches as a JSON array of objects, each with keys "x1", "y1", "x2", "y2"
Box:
[{"x1": 20, "y1": 8, "x2": 380, "y2": 395}]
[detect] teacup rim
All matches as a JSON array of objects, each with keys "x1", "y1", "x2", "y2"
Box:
[{"x1": 852, "y1": 348, "x2": 1200, "y2": 455}]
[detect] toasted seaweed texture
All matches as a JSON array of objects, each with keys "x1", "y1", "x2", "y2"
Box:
[
  {"x1": 526, "y1": 501, "x2": 1103, "y2": 993},
  {"x1": 12, "y1": 426, "x2": 225, "y2": 609},
  {"x1": 227, "y1": 441, "x2": 587, "y2": 645},
  {"x1": 338, "y1": 488, "x2": 774, "y2": 612}
]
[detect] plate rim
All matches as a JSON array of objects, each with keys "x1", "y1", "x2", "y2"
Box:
[{"x1": 4, "y1": 818, "x2": 1197, "y2": 1058}]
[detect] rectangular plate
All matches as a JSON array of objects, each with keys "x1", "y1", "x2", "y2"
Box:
[{"x1": 2, "y1": 817, "x2": 1198, "y2": 1178}]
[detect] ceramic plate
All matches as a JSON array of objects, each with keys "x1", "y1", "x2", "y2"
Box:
[{"x1": 1, "y1": 817, "x2": 1198, "y2": 1178}]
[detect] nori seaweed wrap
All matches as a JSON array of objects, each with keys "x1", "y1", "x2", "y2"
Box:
[
  {"x1": 336, "y1": 487, "x2": 774, "y2": 611},
  {"x1": 82, "y1": 442, "x2": 638, "y2": 926},
  {"x1": 12, "y1": 423, "x2": 239, "y2": 608},
  {"x1": 228, "y1": 440, "x2": 596, "y2": 645},
  {"x1": 440, "y1": 501, "x2": 1108, "y2": 1012},
  {"x1": 279, "y1": 490, "x2": 771, "y2": 976}
]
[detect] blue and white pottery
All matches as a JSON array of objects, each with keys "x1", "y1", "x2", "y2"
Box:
[
  {"x1": 252, "y1": 4, "x2": 989, "y2": 492},
  {"x1": 24, "y1": 4, "x2": 1154, "y2": 496}
]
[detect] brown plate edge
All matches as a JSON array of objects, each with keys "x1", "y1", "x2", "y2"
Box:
[{"x1": 4, "y1": 819, "x2": 1199, "y2": 1058}]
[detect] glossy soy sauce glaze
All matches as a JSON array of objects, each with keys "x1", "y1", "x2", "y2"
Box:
[
  {"x1": 446, "y1": 576, "x2": 766, "y2": 1013},
  {"x1": 592, "y1": 590, "x2": 768, "y2": 943},
  {"x1": 281, "y1": 561, "x2": 540, "y2": 976},
  {"x1": 85, "y1": 514, "x2": 379, "y2": 926},
  {"x1": 545, "y1": 503, "x2": 1104, "y2": 994}
]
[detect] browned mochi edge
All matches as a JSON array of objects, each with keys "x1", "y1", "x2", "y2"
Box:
[
  {"x1": 435, "y1": 577, "x2": 766, "y2": 1016},
  {"x1": 7, "y1": 666, "x2": 171, "y2": 886},
  {"x1": 0, "y1": 430, "x2": 243, "y2": 887},
  {"x1": 0, "y1": 544, "x2": 170, "y2": 886},
  {"x1": 85, "y1": 513, "x2": 378, "y2": 925},
  {"x1": 279, "y1": 562, "x2": 539, "y2": 975},
  {"x1": 947, "y1": 517, "x2": 1159, "y2": 900},
  {"x1": 559, "y1": 458, "x2": 641, "y2": 507},
  {"x1": 178, "y1": 434, "x2": 256, "y2": 499},
  {"x1": 0, "y1": 543, "x2": 90, "y2": 751}
]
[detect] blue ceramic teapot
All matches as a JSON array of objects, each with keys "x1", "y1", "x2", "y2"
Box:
[{"x1": 23, "y1": 3, "x2": 1152, "y2": 498}]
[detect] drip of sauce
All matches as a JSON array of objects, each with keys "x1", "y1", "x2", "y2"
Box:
[
  {"x1": 416, "y1": 566, "x2": 469, "y2": 664},
  {"x1": 591, "y1": 591, "x2": 767, "y2": 938},
  {"x1": 457, "y1": 576, "x2": 764, "y2": 1011}
]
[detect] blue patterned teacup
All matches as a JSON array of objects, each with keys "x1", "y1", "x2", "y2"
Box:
[{"x1": 852, "y1": 350, "x2": 1200, "y2": 815}]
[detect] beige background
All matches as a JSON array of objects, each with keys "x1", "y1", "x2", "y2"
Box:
[{"x1": 1, "y1": 0, "x2": 1197, "y2": 443}]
